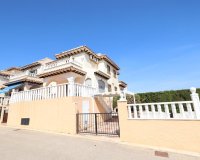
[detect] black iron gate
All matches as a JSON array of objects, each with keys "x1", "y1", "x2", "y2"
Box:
[{"x1": 77, "y1": 113, "x2": 120, "y2": 136}]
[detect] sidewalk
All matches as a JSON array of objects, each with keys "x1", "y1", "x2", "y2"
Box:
[{"x1": 0, "y1": 126, "x2": 199, "y2": 160}]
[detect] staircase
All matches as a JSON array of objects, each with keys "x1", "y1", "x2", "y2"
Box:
[{"x1": 95, "y1": 96, "x2": 112, "y2": 113}]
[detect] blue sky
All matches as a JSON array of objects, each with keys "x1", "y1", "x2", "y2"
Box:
[{"x1": 0, "y1": 0, "x2": 200, "y2": 93}]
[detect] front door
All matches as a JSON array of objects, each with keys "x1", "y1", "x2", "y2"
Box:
[
  {"x1": 2, "y1": 110, "x2": 8, "y2": 123},
  {"x1": 82, "y1": 100, "x2": 90, "y2": 129},
  {"x1": 82, "y1": 100, "x2": 89, "y2": 113}
]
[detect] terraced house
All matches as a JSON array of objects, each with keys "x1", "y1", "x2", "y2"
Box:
[{"x1": 0, "y1": 46, "x2": 127, "y2": 134}]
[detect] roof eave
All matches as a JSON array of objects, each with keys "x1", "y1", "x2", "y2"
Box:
[
  {"x1": 38, "y1": 66, "x2": 86, "y2": 78},
  {"x1": 55, "y1": 46, "x2": 96, "y2": 59},
  {"x1": 21, "y1": 62, "x2": 41, "y2": 70},
  {"x1": 94, "y1": 71, "x2": 110, "y2": 80}
]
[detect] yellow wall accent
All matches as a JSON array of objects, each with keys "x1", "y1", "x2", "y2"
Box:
[
  {"x1": 7, "y1": 96, "x2": 109, "y2": 134},
  {"x1": 118, "y1": 100, "x2": 200, "y2": 153},
  {"x1": 7, "y1": 97, "x2": 78, "y2": 134}
]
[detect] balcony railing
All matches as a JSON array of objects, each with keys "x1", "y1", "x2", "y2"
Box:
[
  {"x1": 0, "y1": 97, "x2": 10, "y2": 106},
  {"x1": 9, "y1": 71, "x2": 36, "y2": 80},
  {"x1": 42, "y1": 58, "x2": 82, "y2": 72},
  {"x1": 10, "y1": 83, "x2": 97, "y2": 103},
  {"x1": 127, "y1": 101, "x2": 196, "y2": 119}
]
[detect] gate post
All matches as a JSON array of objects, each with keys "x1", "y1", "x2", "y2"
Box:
[
  {"x1": 117, "y1": 97, "x2": 128, "y2": 140},
  {"x1": 76, "y1": 114, "x2": 79, "y2": 134},
  {"x1": 95, "y1": 113, "x2": 98, "y2": 135}
]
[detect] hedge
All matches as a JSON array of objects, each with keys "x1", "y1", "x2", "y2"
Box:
[{"x1": 112, "y1": 88, "x2": 200, "y2": 108}]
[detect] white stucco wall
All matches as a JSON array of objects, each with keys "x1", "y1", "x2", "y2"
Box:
[
  {"x1": 70, "y1": 52, "x2": 120, "y2": 93},
  {"x1": 1, "y1": 51, "x2": 121, "y2": 94}
]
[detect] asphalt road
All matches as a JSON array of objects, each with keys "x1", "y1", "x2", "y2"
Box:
[{"x1": 0, "y1": 127, "x2": 198, "y2": 160}]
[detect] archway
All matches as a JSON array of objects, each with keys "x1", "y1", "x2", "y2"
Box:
[{"x1": 85, "y1": 78, "x2": 92, "y2": 87}]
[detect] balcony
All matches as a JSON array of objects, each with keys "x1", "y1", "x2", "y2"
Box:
[
  {"x1": 9, "y1": 70, "x2": 37, "y2": 80},
  {"x1": 10, "y1": 83, "x2": 97, "y2": 103},
  {"x1": 94, "y1": 70, "x2": 110, "y2": 80},
  {"x1": 7, "y1": 71, "x2": 43, "y2": 85},
  {"x1": 40, "y1": 57, "x2": 82, "y2": 74}
]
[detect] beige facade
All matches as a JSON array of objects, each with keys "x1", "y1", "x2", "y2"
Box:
[
  {"x1": 7, "y1": 97, "x2": 77, "y2": 134},
  {"x1": 0, "y1": 46, "x2": 127, "y2": 124},
  {"x1": 0, "y1": 46, "x2": 127, "y2": 96},
  {"x1": 7, "y1": 96, "x2": 108, "y2": 134},
  {"x1": 118, "y1": 100, "x2": 200, "y2": 153},
  {"x1": 43, "y1": 72, "x2": 85, "y2": 86}
]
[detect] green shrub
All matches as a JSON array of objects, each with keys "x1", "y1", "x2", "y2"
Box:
[{"x1": 113, "y1": 88, "x2": 200, "y2": 108}]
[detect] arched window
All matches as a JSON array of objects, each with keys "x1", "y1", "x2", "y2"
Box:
[
  {"x1": 85, "y1": 78, "x2": 92, "y2": 87},
  {"x1": 48, "y1": 81, "x2": 57, "y2": 87},
  {"x1": 48, "y1": 81, "x2": 57, "y2": 94},
  {"x1": 98, "y1": 80, "x2": 105, "y2": 93}
]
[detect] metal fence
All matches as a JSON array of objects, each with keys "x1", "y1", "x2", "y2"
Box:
[{"x1": 77, "y1": 113, "x2": 120, "y2": 136}]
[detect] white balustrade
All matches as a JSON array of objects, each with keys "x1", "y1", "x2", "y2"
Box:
[
  {"x1": 10, "y1": 70, "x2": 36, "y2": 80},
  {"x1": 44, "y1": 58, "x2": 70, "y2": 70},
  {"x1": 127, "y1": 101, "x2": 195, "y2": 120},
  {"x1": 190, "y1": 87, "x2": 200, "y2": 119},
  {"x1": 10, "y1": 83, "x2": 97, "y2": 104},
  {"x1": 43, "y1": 58, "x2": 82, "y2": 71},
  {"x1": 0, "y1": 97, "x2": 10, "y2": 106},
  {"x1": 125, "y1": 87, "x2": 200, "y2": 120}
]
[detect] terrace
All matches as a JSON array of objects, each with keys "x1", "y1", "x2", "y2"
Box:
[
  {"x1": 7, "y1": 70, "x2": 43, "y2": 85},
  {"x1": 10, "y1": 82, "x2": 97, "y2": 104},
  {"x1": 40, "y1": 57, "x2": 82, "y2": 75},
  {"x1": 9, "y1": 70, "x2": 37, "y2": 80}
]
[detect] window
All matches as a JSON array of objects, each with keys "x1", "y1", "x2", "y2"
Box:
[
  {"x1": 30, "y1": 69, "x2": 37, "y2": 74},
  {"x1": 98, "y1": 80, "x2": 105, "y2": 93},
  {"x1": 21, "y1": 118, "x2": 30, "y2": 125},
  {"x1": 108, "y1": 84, "x2": 112, "y2": 92},
  {"x1": 29, "y1": 69, "x2": 37, "y2": 76},
  {"x1": 113, "y1": 70, "x2": 117, "y2": 78},
  {"x1": 115, "y1": 87, "x2": 118, "y2": 91},
  {"x1": 107, "y1": 65, "x2": 111, "y2": 74},
  {"x1": 85, "y1": 78, "x2": 92, "y2": 87},
  {"x1": 90, "y1": 55, "x2": 99, "y2": 63}
]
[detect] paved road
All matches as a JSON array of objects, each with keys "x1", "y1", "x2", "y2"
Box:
[{"x1": 0, "y1": 127, "x2": 198, "y2": 160}]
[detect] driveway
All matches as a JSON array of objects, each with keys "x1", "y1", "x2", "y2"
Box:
[{"x1": 0, "y1": 127, "x2": 198, "y2": 160}]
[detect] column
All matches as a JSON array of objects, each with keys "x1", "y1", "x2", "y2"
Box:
[
  {"x1": 117, "y1": 98, "x2": 128, "y2": 139},
  {"x1": 67, "y1": 77, "x2": 75, "y2": 96},
  {"x1": 190, "y1": 87, "x2": 200, "y2": 119}
]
